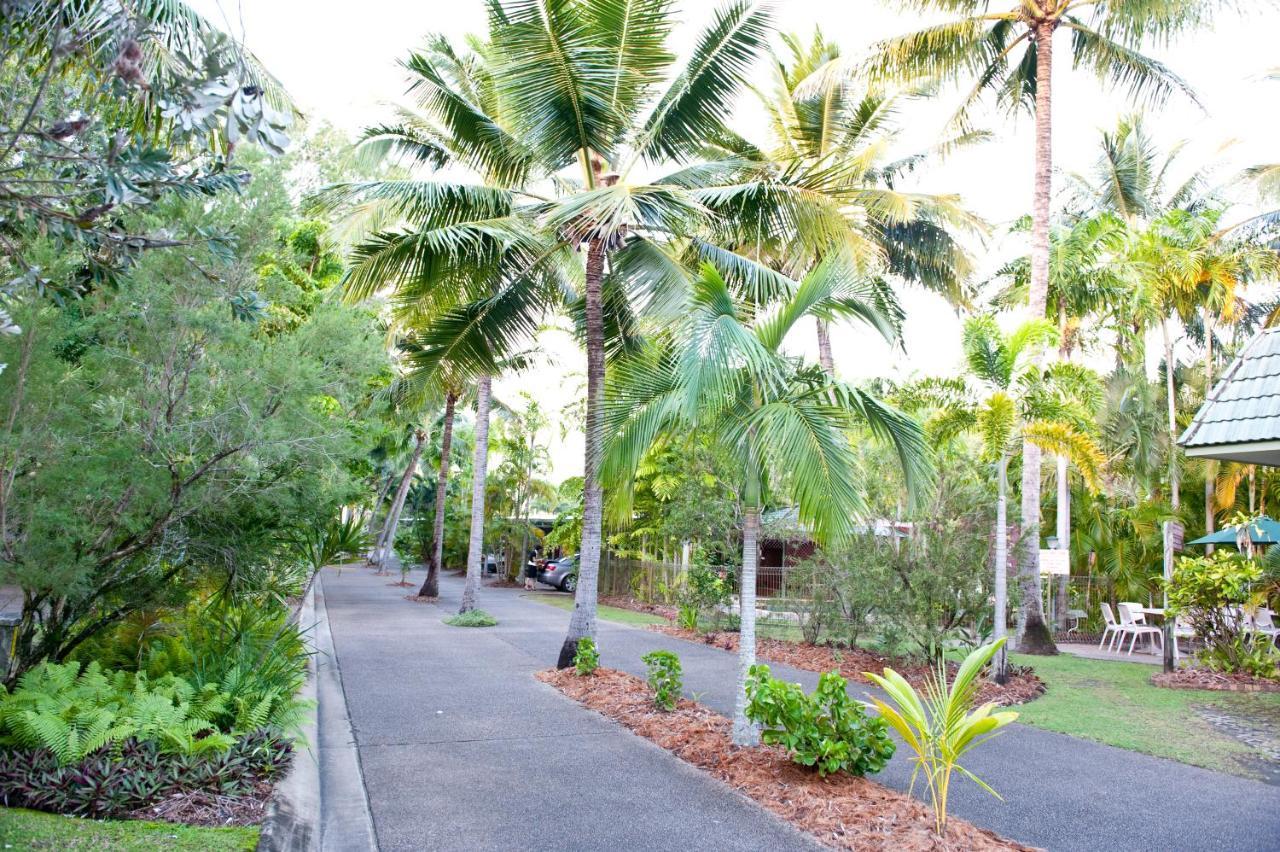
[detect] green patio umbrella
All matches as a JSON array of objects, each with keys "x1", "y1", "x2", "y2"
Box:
[{"x1": 1187, "y1": 516, "x2": 1280, "y2": 547}]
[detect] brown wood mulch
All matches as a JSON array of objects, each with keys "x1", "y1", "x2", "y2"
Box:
[
  {"x1": 537, "y1": 667, "x2": 1032, "y2": 851},
  {"x1": 128, "y1": 781, "x2": 273, "y2": 827},
  {"x1": 403, "y1": 594, "x2": 439, "y2": 604},
  {"x1": 649, "y1": 626, "x2": 1044, "y2": 707},
  {"x1": 597, "y1": 594, "x2": 679, "y2": 621},
  {"x1": 485, "y1": 578, "x2": 524, "y2": 589},
  {"x1": 1151, "y1": 668, "x2": 1280, "y2": 693}
]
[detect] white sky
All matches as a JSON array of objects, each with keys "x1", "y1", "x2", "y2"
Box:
[{"x1": 192, "y1": 1, "x2": 1280, "y2": 480}]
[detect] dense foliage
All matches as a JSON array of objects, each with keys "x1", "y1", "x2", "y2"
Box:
[{"x1": 745, "y1": 665, "x2": 895, "y2": 777}]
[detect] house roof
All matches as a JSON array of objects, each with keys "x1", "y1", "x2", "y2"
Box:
[{"x1": 1180, "y1": 327, "x2": 1280, "y2": 466}]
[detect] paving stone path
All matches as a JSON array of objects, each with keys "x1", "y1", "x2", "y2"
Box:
[{"x1": 317, "y1": 566, "x2": 1280, "y2": 851}]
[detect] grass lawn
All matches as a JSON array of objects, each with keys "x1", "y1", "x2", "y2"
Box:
[
  {"x1": 0, "y1": 808, "x2": 258, "y2": 851},
  {"x1": 524, "y1": 593, "x2": 668, "y2": 626},
  {"x1": 1011, "y1": 652, "x2": 1280, "y2": 779}
]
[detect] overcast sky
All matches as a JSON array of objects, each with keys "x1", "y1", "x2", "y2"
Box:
[{"x1": 190, "y1": 1, "x2": 1280, "y2": 479}]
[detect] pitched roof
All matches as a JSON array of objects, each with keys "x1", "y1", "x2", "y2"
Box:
[{"x1": 1180, "y1": 327, "x2": 1280, "y2": 455}]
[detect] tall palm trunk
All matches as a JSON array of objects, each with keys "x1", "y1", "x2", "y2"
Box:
[
  {"x1": 376, "y1": 429, "x2": 426, "y2": 572},
  {"x1": 815, "y1": 318, "x2": 835, "y2": 375},
  {"x1": 1014, "y1": 17, "x2": 1058, "y2": 654},
  {"x1": 1203, "y1": 306, "x2": 1215, "y2": 552},
  {"x1": 1162, "y1": 319, "x2": 1180, "y2": 512},
  {"x1": 558, "y1": 238, "x2": 606, "y2": 667},
  {"x1": 993, "y1": 456, "x2": 1010, "y2": 683},
  {"x1": 459, "y1": 375, "x2": 492, "y2": 613},
  {"x1": 419, "y1": 391, "x2": 456, "y2": 599},
  {"x1": 1054, "y1": 308, "x2": 1070, "y2": 629},
  {"x1": 732, "y1": 503, "x2": 761, "y2": 745}
]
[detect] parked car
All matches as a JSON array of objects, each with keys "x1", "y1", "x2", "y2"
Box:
[{"x1": 540, "y1": 555, "x2": 578, "y2": 592}]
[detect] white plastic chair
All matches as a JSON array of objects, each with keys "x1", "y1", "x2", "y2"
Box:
[
  {"x1": 1099, "y1": 603, "x2": 1123, "y2": 651},
  {"x1": 1251, "y1": 608, "x2": 1279, "y2": 646},
  {"x1": 1172, "y1": 614, "x2": 1196, "y2": 658},
  {"x1": 1117, "y1": 602, "x2": 1163, "y2": 655}
]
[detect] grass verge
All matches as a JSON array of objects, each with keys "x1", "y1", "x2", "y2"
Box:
[
  {"x1": 524, "y1": 594, "x2": 668, "y2": 626},
  {"x1": 1010, "y1": 652, "x2": 1280, "y2": 779},
  {"x1": 0, "y1": 808, "x2": 258, "y2": 851}
]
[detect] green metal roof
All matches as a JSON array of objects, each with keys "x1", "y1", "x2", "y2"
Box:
[{"x1": 1180, "y1": 328, "x2": 1280, "y2": 465}]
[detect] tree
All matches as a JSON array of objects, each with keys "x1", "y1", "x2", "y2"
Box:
[
  {"x1": 871, "y1": 0, "x2": 1223, "y2": 652},
  {"x1": 320, "y1": 3, "x2": 858, "y2": 667},
  {"x1": 749, "y1": 30, "x2": 979, "y2": 374},
  {"x1": 603, "y1": 259, "x2": 930, "y2": 744},
  {"x1": 897, "y1": 315, "x2": 1104, "y2": 679}
]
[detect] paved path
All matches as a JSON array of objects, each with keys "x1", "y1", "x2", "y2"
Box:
[{"x1": 319, "y1": 566, "x2": 1280, "y2": 851}]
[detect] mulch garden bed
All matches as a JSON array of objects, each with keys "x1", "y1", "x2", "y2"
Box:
[
  {"x1": 1151, "y1": 668, "x2": 1280, "y2": 693},
  {"x1": 129, "y1": 780, "x2": 273, "y2": 827},
  {"x1": 597, "y1": 594, "x2": 679, "y2": 621},
  {"x1": 403, "y1": 594, "x2": 439, "y2": 604},
  {"x1": 485, "y1": 578, "x2": 524, "y2": 588},
  {"x1": 650, "y1": 626, "x2": 1045, "y2": 707},
  {"x1": 537, "y1": 667, "x2": 1033, "y2": 851}
]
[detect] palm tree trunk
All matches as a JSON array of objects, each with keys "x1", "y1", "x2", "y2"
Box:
[
  {"x1": 1162, "y1": 319, "x2": 1180, "y2": 512},
  {"x1": 367, "y1": 472, "x2": 395, "y2": 538},
  {"x1": 418, "y1": 392, "x2": 456, "y2": 599},
  {"x1": 1054, "y1": 454, "x2": 1070, "y2": 630},
  {"x1": 1203, "y1": 305, "x2": 1215, "y2": 552},
  {"x1": 994, "y1": 456, "x2": 1009, "y2": 684},
  {"x1": 558, "y1": 239, "x2": 607, "y2": 668},
  {"x1": 459, "y1": 375, "x2": 493, "y2": 613},
  {"x1": 815, "y1": 318, "x2": 835, "y2": 376},
  {"x1": 1014, "y1": 17, "x2": 1058, "y2": 655},
  {"x1": 376, "y1": 430, "x2": 426, "y2": 572},
  {"x1": 732, "y1": 504, "x2": 761, "y2": 745}
]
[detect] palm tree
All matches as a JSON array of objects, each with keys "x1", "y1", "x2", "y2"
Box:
[
  {"x1": 871, "y1": 0, "x2": 1224, "y2": 653},
  {"x1": 748, "y1": 30, "x2": 980, "y2": 373},
  {"x1": 603, "y1": 258, "x2": 931, "y2": 744},
  {"x1": 897, "y1": 316, "x2": 1104, "y2": 679},
  {"x1": 373, "y1": 426, "x2": 428, "y2": 573}
]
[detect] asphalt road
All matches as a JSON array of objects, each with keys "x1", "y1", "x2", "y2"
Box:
[{"x1": 319, "y1": 566, "x2": 1280, "y2": 851}]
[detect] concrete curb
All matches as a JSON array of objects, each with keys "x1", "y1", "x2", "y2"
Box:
[
  {"x1": 257, "y1": 578, "x2": 320, "y2": 852},
  {"x1": 257, "y1": 570, "x2": 379, "y2": 851}
]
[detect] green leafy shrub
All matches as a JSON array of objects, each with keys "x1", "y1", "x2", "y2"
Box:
[
  {"x1": 445, "y1": 610, "x2": 498, "y2": 627},
  {"x1": 1168, "y1": 551, "x2": 1280, "y2": 678},
  {"x1": 0, "y1": 728, "x2": 291, "y2": 818},
  {"x1": 291, "y1": 516, "x2": 372, "y2": 573},
  {"x1": 672, "y1": 562, "x2": 731, "y2": 633},
  {"x1": 0, "y1": 662, "x2": 236, "y2": 765},
  {"x1": 574, "y1": 637, "x2": 600, "y2": 676},
  {"x1": 641, "y1": 651, "x2": 682, "y2": 711},
  {"x1": 745, "y1": 665, "x2": 895, "y2": 777},
  {"x1": 865, "y1": 640, "x2": 1018, "y2": 836}
]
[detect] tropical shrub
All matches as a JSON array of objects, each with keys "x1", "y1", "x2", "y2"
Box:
[
  {"x1": 641, "y1": 651, "x2": 683, "y2": 712},
  {"x1": 1168, "y1": 551, "x2": 1279, "y2": 678},
  {"x1": 865, "y1": 640, "x2": 1018, "y2": 836},
  {"x1": 446, "y1": 610, "x2": 498, "y2": 628},
  {"x1": 574, "y1": 637, "x2": 600, "y2": 677},
  {"x1": 291, "y1": 516, "x2": 372, "y2": 573},
  {"x1": 745, "y1": 666, "x2": 895, "y2": 777},
  {"x1": 671, "y1": 562, "x2": 732, "y2": 633},
  {"x1": 0, "y1": 728, "x2": 290, "y2": 818}
]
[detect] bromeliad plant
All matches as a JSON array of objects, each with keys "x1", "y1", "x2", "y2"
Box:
[{"x1": 864, "y1": 639, "x2": 1018, "y2": 837}]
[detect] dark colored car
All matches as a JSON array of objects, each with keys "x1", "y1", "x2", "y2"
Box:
[{"x1": 540, "y1": 555, "x2": 579, "y2": 592}]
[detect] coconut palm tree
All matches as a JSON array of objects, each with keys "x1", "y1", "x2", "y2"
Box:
[
  {"x1": 603, "y1": 258, "x2": 931, "y2": 744},
  {"x1": 896, "y1": 315, "x2": 1104, "y2": 679},
  {"x1": 747, "y1": 30, "x2": 981, "y2": 373},
  {"x1": 870, "y1": 0, "x2": 1225, "y2": 653}
]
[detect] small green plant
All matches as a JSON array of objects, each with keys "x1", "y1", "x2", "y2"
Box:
[
  {"x1": 641, "y1": 650, "x2": 682, "y2": 711},
  {"x1": 672, "y1": 562, "x2": 731, "y2": 633},
  {"x1": 864, "y1": 639, "x2": 1018, "y2": 837},
  {"x1": 745, "y1": 665, "x2": 895, "y2": 777},
  {"x1": 574, "y1": 637, "x2": 600, "y2": 676},
  {"x1": 445, "y1": 610, "x2": 499, "y2": 628}
]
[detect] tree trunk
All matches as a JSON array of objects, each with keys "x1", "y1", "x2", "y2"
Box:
[
  {"x1": 367, "y1": 471, "x2": 395, "y2": 538},
  {"x1": 1014, "y1": 18, "x2": 1059, "y2": 655},
  {"x1": 418, "y1": 392, "x2": 456, "y2": 599},
  {"x1": 1054, "y1": 454, "x2": 1070, "y2": 630},
  {"x1": 558, "y1": 239, "x2": 607, "y2": 668},
  {"x1": 1163, "y1": 319, "x2": 1180, "y2": 512},
  {"x1": 374, "y1": 431, "x2": 425, "y2": 571},
  {"x1": 815, "y1": 318, "x2": 835, "y2": 376},
  {"x1": 1203, "y1": 306, "x2": 1215, "y2": 553},
  {"x1": 732, "y1": 505, "x2": 761, "y2": 745},
  {"x1": 993, "y1": 456, "x2": 1009, "y2": 684},
  {"x1": 459, "y1": 375, "x2": 492, "y2": 613}
]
